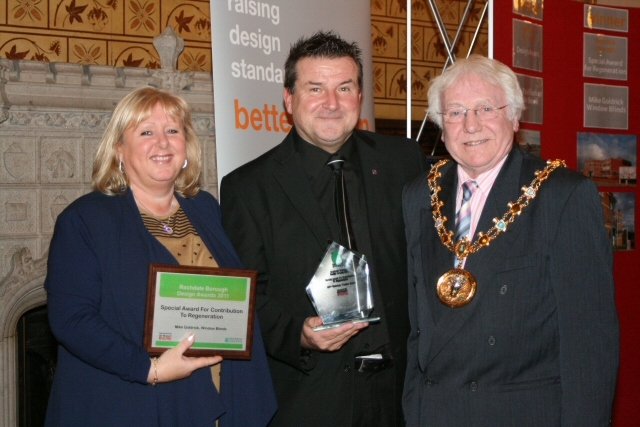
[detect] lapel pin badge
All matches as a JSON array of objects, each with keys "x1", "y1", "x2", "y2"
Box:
[{"x1": 372, "y1": 169, "x2": 378, "y2": 175}]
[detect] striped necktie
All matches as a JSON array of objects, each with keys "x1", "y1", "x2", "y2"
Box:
[
  {"x1": 454, "y1": 180, "x2": 478, "y2": 244},
  {"x1": 454, "y1": 180, "x2": 477, "y2": 267}
]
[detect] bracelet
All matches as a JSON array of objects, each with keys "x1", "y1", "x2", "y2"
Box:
[{"x1": 152, "y1": 357, "x2": 158, "y2": 387}]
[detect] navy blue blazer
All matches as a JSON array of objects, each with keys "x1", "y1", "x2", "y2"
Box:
[
  {"x1": 45, "y1": 189, "x2": 276, "y2": 427},
  {"x1": 402, "y1": 147, "x2": 619, "y2": 427}
]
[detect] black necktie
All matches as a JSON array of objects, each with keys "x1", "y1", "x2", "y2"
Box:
[{"x1": 327, "y1": 154, "x2": 357, "y2": 251}]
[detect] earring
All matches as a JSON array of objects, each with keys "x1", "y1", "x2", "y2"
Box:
[
  {"x1": 182, "y1": 159, "x2": 188, "y2": 169},
  {"x1": 119, "y1": 160, "x2": 123, "y2": 173}
]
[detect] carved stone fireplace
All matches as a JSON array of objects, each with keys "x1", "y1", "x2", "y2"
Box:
[{"x1": 0, "y1": 28, "x2": 217, "y2": 426}]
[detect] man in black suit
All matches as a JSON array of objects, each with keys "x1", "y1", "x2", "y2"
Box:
[
  {"x1": 402, "y1": 55, "x2": 619, "y2": 426},
  {"x1": 220, "y1": 31, "x2": 426, "y2": 426}
]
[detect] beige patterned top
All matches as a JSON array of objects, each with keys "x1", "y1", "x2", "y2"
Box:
[{"x1": 139, "y1": 205, "x2": 221, "y2": 391}]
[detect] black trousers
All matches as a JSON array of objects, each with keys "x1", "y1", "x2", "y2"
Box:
[{"x1": 352, "y1": 366, "x2": 400, "y2": 427}]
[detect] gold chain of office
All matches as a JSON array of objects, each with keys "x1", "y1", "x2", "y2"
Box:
[{"x1": 427, "y1": 158, "x2": 566, "y2": 307}]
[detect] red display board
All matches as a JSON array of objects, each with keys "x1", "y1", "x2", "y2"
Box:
[{"x1": 493, "y1": 2, "x2": 640, "y2": 425}]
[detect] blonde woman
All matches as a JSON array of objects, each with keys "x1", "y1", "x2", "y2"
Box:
[{"x1": 45, "y1": 87, "x2": 276, "y2": 427}]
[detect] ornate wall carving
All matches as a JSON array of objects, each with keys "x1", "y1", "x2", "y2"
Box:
[
  {"x1": 0, "y1": 58, "x2": 216, "y2": 278},
  {"x1": 0, "y1": 247, "x2": 48, "y2": 427}
]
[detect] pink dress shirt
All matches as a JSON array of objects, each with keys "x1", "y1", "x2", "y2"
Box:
[{"x1": 455, "y1": 154, "x2": 508, "y2": 267}]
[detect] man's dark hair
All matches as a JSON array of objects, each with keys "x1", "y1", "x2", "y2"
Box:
[{"x1": 284, "y1": 31, "x2": 363, "y2": 94}]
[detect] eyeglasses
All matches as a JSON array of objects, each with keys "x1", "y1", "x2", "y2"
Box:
[{"x1": 439, "y1": 104, "x2": 509, "y2": 124}]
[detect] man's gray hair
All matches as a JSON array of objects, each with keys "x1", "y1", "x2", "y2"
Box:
[{"x1": 427, "y1": 55, "x2": 525, "y2": 128}]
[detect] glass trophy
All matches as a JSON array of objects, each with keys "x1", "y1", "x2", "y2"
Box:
[{"x1": 306, "y1": 241, "x2": 380, "y2": 331}]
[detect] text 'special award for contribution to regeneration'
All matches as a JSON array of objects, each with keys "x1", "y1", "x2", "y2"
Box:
[{"x1": 143, "y1": 264, "x2": 256, "y2": 359}]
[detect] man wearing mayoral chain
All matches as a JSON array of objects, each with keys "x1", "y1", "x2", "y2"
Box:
[{"x1": 402, "y1": 55, "x2": 619, "y2": 426}]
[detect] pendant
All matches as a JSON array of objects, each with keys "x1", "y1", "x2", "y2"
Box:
[
  {"x1": 163, "y1": 225, "x2": 174, "y2": 234},
  {"x1": 436, "y1": 268, "x2": 477, "y2": 307}
]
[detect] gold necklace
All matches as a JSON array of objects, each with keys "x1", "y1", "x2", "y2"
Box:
[
  {"x1": 427, "y1": 158, "x2": 566, "y2": 307},
  {"x1": 135, "y1": 197, "x2": 175, "y2": 235}
]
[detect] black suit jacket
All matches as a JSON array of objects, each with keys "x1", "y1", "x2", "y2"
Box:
[
  {"x1": 221, "y1": 129, "x2": 426, "y2": 426},
  {"x1": 402, "y1": 147, "x2": 619, "y2": 427}
]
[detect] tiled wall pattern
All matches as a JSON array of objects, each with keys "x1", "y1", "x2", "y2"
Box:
[
  {"x1": 371, "y1": 0, "x2": 489, "y2": 119},
  {"x1": 0, "y1": 1, "x2": 488, "y2": 119},
  {"x1": 0, "y1": 0, "x2": 211, "y2": 71}
]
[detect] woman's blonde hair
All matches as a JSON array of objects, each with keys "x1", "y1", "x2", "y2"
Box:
[{"x1": 92, "y1": 86, "x2": 202, "y2": 197}]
